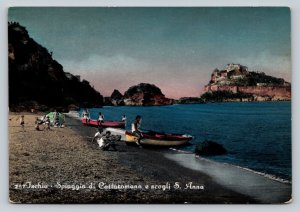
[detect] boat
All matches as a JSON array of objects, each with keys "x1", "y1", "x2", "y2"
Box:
[
  {"x1": 125, "y1": 131, "x2": 192, "y2": 146},
  {"x1": 81, "y1": 118, "x2": 125, "y2": 128}
]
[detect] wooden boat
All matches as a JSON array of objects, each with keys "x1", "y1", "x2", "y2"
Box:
[
  {"x1": 125, "y1": 131, "x2": 192, "y2": 146},
  {"x1": 81, "y1": 118, "x2": 125, "y2": 128}
]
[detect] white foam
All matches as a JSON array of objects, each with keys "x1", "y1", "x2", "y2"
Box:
[
  {"x1": 195, "y1": 154, "x2": 292, "y2": 185},
  {"x1": 165, "y1": 153, "x2": 292, "y2": 203},
  {"x1": 65, "y1": 111, "x2": 81, "y2": 119},
  {"x1": 169, "y1": 148, "x2": 193, "y2": 154},
  {"x1": 169, "y1": 148, "x2": 291, "y2": 184}
]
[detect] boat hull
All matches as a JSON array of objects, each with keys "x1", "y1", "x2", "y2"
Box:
[
  {"x1": 125, "y1": 132, "x2": 192, "y2": 146},
  {"x1": 81, "y1": 118, "x2": 125, "y2": 128}
]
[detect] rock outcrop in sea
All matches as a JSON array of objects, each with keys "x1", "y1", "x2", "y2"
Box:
[
  {"x1": 123, "y1": 83, "x2": 173, "y2": 106},
  {"x1": 8, "y1": 22, "x2": 103, "y2": 111},
  {"x1": 195, "y1": 140, "x2": 227, "y2": 156},
  {"x1": 176, "y1": 97, "x2": 205, "y2": 104},
  {"x1": 202, "y1": 64, "x2": 291, "y2": 102},
  {"x1": 110, "y1": 89, "x2": 125, "y2": 106}
]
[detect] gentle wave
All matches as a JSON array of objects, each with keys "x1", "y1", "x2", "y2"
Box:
[
  {"x1": 195, "y1": 155, "x2": 291, "y2": 184},
  {"x1": 65, "y1": 111, "x2": 81, "y2": 119},
  {"x1": 169, "y1": 147, "x2": 291, "y2": 184},
  {"x1": 241, "y1": 168, "x2": 291, "y2": 184}
]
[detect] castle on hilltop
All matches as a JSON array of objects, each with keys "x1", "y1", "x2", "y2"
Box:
[
  {"x1": 203, "y1": 64, "x2": 291, "y2": 101},
  {"x1": 210, "y1": 64, "x2": 249, "y2": 85}
]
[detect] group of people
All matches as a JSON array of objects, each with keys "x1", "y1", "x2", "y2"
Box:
[
  {"x1": 82, "y1": 108, "x2": 127, "y2": 126},
  {"x1": 14, "y1": 110, "x2": 64, "y2": 131},
  {"x1": 93, "y1": 114, "x2": 142, "y2": 151},
  {"x1": 94, "y1": 130, "x2": 122, "y2": 151},
  {"x1": 35, "y1": 115, "x2": 50, "y2": 131},
  {"x1": 83, "y1": 107, "x2": 143, "y2": 150},
  {"x1": 35, "y1": 110, "x2": 64, "y2": 130}
]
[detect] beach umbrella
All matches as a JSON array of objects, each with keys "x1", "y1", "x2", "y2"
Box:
[{"x1": 46, "y1": 112, "x2": 65, "y2": 125}]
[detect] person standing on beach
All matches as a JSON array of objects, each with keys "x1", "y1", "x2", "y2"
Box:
[
  {"x1": 97, "y1": 112, "x2": 104, "y2": 126},
  {"x1": 121, "y1": 114, "x2": 127, "y2": 126},
  {"x1": 35, "y1": 117, "x2": 41, "y2": 130},
  {"x1": 45, "y1": 115, "x2": 51, "y2": 130},
  {"x1": 54, "y1": 110, "x2": 60, "y2": 127},
  {"x1": 18, "y1": 114, "x2": 25, "y2": 131},
  {"x1": 131, "y1": 115, "x2": 142, "y2": 146},
  {"x1": 82, "y1": 108, "x2": 90, "y2": 124}
]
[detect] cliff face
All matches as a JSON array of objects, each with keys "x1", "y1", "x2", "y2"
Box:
[
  {"x1": 123, "y1": 83, "x2": 173, "y2": 106},
  {"x1": 8, "y1": 22, "x2": 103, "y2": 111},
  {"x1": 203, "y1": 64, "x2": 291, "y2": 101}
]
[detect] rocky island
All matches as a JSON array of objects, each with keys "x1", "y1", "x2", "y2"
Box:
[
  {"x1": 175, "y1": 97, "x2": 205, "y2": 104},
  {"x1": 123, "y1": 83, "x2": 173, "y2": 106},
  {"x1": 202, "y1": 64, "x2": 291, "y2": 102},
  {"x1": 102, "y1": 84, "x2": 173, "y2": 106}
]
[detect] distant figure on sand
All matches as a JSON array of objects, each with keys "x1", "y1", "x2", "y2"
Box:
[
  {"x1": 97, "y1": 112, "x2": 104, "y2": 126},
  {"x1": 45, "y1": 115, "x2": 50, "y2": 130},
  {"x1": 35, "y1": 117, "x2": 41, "y2": 130},
  {"x1": 82, "y1": 108, "x2": 90, "y2": 124},
  {"x1": 131, "y1": 115, "x2": 142, "y2": 146},
  {"x1": 16, "y1": 115, "x2": 25, "y2": 131},
  {"x1": 54, "y1": 110, "x2": 60, "y2": 127}
]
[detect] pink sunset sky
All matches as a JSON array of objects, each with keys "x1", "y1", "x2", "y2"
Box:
[{"x1": 9, "y1": 7, "x2": 291, "y2": 99}]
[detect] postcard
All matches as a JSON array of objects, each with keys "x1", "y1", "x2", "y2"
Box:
[{"x1": 8, "y1": 7, "x2": 291, "y2": 204}]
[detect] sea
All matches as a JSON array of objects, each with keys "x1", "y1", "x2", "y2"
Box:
[{"x1": 80, "y1": 102, "x2": 291, "y2": 183}]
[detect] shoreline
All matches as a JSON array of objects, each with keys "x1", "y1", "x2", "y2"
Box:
[
  {"x1": 65, "y1": 114, "x2": 257, "y2": 203},
  {"x1": 67, "y1": 112, "x2": 291, "y2": 203},
  {"x1": 165, "y1": 153, "x2": 291, "y2": 203},
  {"x1": 168, "y1": 147, "x2": 291, "y2": 185},
  {"x1": 9, "y1": 99, "x2": 292, "y2": 113},
  {"x1": 8, "y1": 112, "x2": 291, "y2": 203}
]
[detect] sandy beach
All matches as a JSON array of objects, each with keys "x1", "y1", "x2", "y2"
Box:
[{"x1": 9, "y1": 112, "x2": 289, "y2": 204}]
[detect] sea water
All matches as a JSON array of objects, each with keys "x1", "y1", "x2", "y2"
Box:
[{"x1": 83, "y1": 102, "x2": 291, "y2": 182}]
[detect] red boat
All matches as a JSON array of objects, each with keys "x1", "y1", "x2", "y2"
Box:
[
  {"x1": 81, "y1": 118, "x2": 125, "y2": 128},
  {"x1": 125, "y1": 131, "x2": 192, "y2": 146}
]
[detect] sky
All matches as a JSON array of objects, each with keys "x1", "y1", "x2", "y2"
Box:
[{"x1": 8, "y1": 7, "x2": 291, "y2": 99}]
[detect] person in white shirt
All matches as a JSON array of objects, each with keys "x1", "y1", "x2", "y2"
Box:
[
  {"x1": 97, "y1": 112, "x2": 104, "y2": 126},
  {"x1": 97, "y1": 131, "x2": 117, "y2": 151},
  {"x1": 82, "y1": 108, "x2": 90, "y2": 124},
  {"x1": 121, "y1": 114, "x2": 127, "y2": 127}
]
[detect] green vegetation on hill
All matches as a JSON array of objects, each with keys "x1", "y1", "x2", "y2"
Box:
[
  {"x1": 124, "y1": 83, "x2": 164, "y2": 98},
  {"x1": 233, "y1": 72, "x2": 286, "y2": 86}
]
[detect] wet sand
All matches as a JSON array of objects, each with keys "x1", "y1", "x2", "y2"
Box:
[
  {"x1": 165, "y1": 153, "x2": 291, "y2": 203},
  {"x1": 9, "y1": 113, "x2": 259, "y2": 203}
]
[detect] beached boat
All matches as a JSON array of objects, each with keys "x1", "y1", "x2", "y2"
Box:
[
  {"x1": 81, "y1": 118, "x2": 125, "y2": 128},
  {"x1": 125, "y1": 131, "x2": 192, "y2": 146}
]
